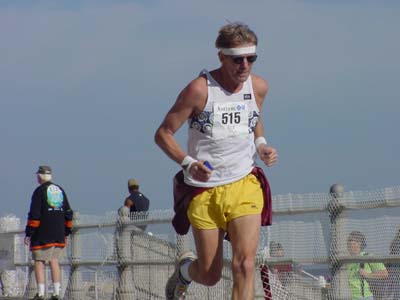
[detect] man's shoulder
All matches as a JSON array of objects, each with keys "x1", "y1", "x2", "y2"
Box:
[
  {"x1": 131, "y1": 191, "x2": 147, "y2": 198},
  {"x1": 251, "y1": 74, "x2": 269, "y2": 94},
  {"x1": 182, "y1": 75, "x2": 208, "y2": 100},
  {"x1": 361, "y1": 252, "x2": 387, "y2": 270},
  {"x1": 49, "y1": 182, "x2": 64, "y2": 189},
  {"x1": 33, "y1": 182, "x2": 51, "y2": 194},
  {"x1": 38, "y1": 181, "x2": 63, "y2": 189}
]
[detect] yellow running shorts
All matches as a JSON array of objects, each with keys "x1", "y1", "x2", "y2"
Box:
[{"x1": 187, "y1": 173, "x2": 263, "y2": 231}]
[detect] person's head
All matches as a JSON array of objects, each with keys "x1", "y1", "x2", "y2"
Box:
[
  {"x1": 347, "y1": 231, "x2": 367, "y2": 255},
  {"x1": 127, "y1": 178, "x2": 139, "y2": 192},
  {"x1": 216, "y1": 22, "x2": 258, "y2": 83},
  {"x1": 36, "y1": 165, "x2": 52, "y2": 184},
  {"x1": 270, "y1": 241, "x2": 284, "y2": 257}
]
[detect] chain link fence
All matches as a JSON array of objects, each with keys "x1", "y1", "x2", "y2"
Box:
[{"x1": 1, "y1": 185, "x2": 399, "y2": 299}]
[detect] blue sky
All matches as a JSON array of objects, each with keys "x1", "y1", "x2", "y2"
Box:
[{"x1": 1, "y1": 0, "x2": 399, "y2": 220}]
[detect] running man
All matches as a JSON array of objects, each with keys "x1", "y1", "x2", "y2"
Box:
[{"x1": 155, "y1": 22, "x2": 278, "y2": 300}]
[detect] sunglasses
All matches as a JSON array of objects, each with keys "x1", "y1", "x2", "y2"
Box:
[{"x1": 230, "y1": 55, "x2": 258, "y2": 65}]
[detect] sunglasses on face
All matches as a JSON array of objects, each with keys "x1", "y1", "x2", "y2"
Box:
[{"x1": 230, "y1": 55, "x2": 258, "y2": 64}]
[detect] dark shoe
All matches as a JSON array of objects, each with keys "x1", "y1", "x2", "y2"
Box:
[
  {"x1": 48, "y1": 295, "x2": 60, "y2": 300},
  {"x1": 31, "y1": 294, "x2": 44, "y2": 300},
  {"x1": 165, "y1": 251, "x2": 196, "y2": 300}
]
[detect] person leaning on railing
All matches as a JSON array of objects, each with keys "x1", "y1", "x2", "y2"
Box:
[
  {"x1": 346, "y1": 231, "x2": 388, "y2": 300},
  {"x1": 125, "y1": 178, "x2": 150, "y2": 231}
]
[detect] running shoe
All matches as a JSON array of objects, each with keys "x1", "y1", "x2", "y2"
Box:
[{"x1": 165, "y1": 251, "x2": 197, "y2": 300}]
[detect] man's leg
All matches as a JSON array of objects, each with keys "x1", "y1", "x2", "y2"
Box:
[
  {"x1": 189, "y1": 227, "x2": 225, "y2": 286},
  {"x1": 227, "y1": 214, "x2": 261, "y2": 300},
  {"x1": 34, "y1": 260, "x2": 46, "y2": 297},
  {"x1": 49, "y1": 258, "x2": 61, "y2": 296},
  {"x1": 165, "y1": 227, "x2": 224, "y2": 300}
]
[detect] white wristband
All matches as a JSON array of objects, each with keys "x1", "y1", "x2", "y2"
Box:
[
  {"x1": 255, "y1": 137, "x2": 268, "y2": 151},
  {"x1": 180, "y1": 155, "x2": 197, "y2": 172}
]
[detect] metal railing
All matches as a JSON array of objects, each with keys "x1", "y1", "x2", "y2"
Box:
[{"x1": 1, "y1": 185, "x2": 400, "y2": 299}]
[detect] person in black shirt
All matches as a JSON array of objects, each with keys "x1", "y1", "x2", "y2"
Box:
[
  {"x1": 24, "y1": 166, "x2": 73, "y2": 300},
  {"x1": 126, "y1": 178, "x2": 150, "y2": 230}
]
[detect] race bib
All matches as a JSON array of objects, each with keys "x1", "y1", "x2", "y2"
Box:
[{"x1": 212, "y1": 102, "x2": 249, "y2": 139}]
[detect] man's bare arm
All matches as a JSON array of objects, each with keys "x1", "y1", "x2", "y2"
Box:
[{"x1": 154, "y1": 76, "x2": 207, "y2": 165}]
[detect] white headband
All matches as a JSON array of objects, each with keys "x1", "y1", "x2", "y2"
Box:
[{"x1": 219, "y1": 46, "x2": 256, "y2": 56}]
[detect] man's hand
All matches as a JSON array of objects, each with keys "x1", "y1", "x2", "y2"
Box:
[
  {"x1": 258, "y1": 144, "x2": 278, "y2": 167},
  {"x1": 189, "y1": 161, "x2": 212, "y2": 182},
  {"x1": 359, "y1": 268, "x2": 388, "y2": 280},
  {"x1": 359, "y1": 268, "x2": 369, "y2": 278},
  {"x1": 24, "y1": 236, "x2": 30, "y2": 246}
]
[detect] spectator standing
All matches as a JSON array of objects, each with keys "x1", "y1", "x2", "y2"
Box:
[{"x1": 24, "y1": 166, "x2": 73, "y2": 300}]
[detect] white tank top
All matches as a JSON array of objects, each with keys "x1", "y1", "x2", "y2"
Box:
[{"x1": 184, "y1": 69, "x2": 260, "y2": 187}]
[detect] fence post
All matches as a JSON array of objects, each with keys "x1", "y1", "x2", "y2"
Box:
[
  {"x1": 24, "y1": 265, "x2": 37, "y2": 298},
  {"x1": 176, "y1": 234, "x2": 189, "y2": 257},
  {"x1": 0, "y1": 215, "x2": 23, "y2": 297},
  {"x1": 67, "y1": 212, "x2": 85, "y2": 300},
  {"x1": 116, "y1": 216, "x2": 135, "y2": 300},
  {"x1": 328, "y1": 184, "x2": 350, "y2": 300}
]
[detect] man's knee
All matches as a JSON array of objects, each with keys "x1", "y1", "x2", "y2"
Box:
[
  {"x1": 49, "y1": 258, "x2": 59, "y2": 265},
  {"x1": 34, "y1": 260, "x2": 45, "y2": 268},
  {"x1": 231, "y1": 256, "x2": 255, "y2": 277}
]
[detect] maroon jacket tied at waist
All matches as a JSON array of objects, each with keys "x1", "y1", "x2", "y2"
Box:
[{"x1": 172, "y1": 166, "x2": 272, "y2": 235}]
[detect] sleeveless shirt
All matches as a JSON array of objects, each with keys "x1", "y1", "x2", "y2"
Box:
[{"x1": 184, "y1": 69, "x2": 260, "y2": 187}]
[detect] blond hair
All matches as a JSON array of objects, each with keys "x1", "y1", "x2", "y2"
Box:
[{"x1": 215, "y1": 22, "x2": 258, "y2": 49}]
